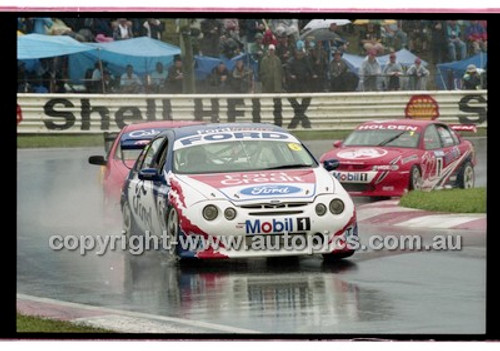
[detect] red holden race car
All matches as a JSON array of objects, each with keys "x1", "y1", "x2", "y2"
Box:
[
  {"x1": 89, "y1": 120, "x2": 202, "y2": 209},
  {"x1": 319, "y1": 119, "x2": 476, "y2": 197}
]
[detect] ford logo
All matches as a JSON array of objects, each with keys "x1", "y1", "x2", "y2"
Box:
[{"x1": 240, "y1": 185, "x2": 302, "y2": 196}]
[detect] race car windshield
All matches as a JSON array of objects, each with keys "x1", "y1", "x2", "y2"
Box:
[
  {"x1": 343, "y1": 130, "x2": 420, "y2": 148},
  {"x1": 173, "y1": 140, "x2": 317, "y2": 174}
]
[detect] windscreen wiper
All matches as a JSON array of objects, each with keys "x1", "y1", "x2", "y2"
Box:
[
  {"x1": 264, "y1": 164, "x2": 312, "y2": 170},
  {"x1": 377, "y1": 131, "x2": 407, "y2": 146}
]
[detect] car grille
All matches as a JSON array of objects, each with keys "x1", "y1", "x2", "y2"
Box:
[
  {"x1": 338, "y1": 164, "x2": 371, "y2": 171},
  {"x1": 341, "y1": 183, "x2": 373, "y2": 192},
  {"x1": 240, "y1": 202, "x2": 308, "y2": 216},
  {"x1": 244, "y1": 233, "x2": 308, "y2": 250}
]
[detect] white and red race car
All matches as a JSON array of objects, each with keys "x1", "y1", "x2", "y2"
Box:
[
  {"x1": 121, "y1": 123, "x2": 357, "y2": 260},
  {"x1": 320, "y1": 119, "x2": 476, "y2": 197}
]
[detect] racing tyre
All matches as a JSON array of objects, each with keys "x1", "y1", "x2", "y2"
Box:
[
  {"x1": 166, "y1": 206, "x2": 180, "y2": 260},
  {"x1": 322, "y1": 250, "x2": 355, "y2": 262},
  {"x1": 457, "y1": 161, "x2": 475, "y2": 189},
  {"x1": 409, "y1": 165, "x2": 422, "y2": 191},
  {"x1": 122, "y1": 200, "x2": 139, "y2": 237}
]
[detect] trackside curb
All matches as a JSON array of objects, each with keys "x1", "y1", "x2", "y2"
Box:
[
  {"x1": 357, "y1": 200, "x2": 486, "y2": 231},
  {"x1": 17, "y1": 294, "x2": 260, "y2": 334}
]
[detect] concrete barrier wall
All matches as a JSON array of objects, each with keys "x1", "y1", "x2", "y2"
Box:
[{"x1": 17, "y1": 90, "x2": 487, "y2": 133}]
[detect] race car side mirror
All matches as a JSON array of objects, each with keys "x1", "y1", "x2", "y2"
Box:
[
  {"x1": 323, "y1": 159, "x2": 340, "y2": 171},
  {"x1": 139, "y1": 168, "x2": 163, "y2": 182},
  {"x1": 88, "y1": 155, "x2": 107, "y2": 166},
  {"x1": 333, "y1": 140, "x2": 343, "y2": 148}
]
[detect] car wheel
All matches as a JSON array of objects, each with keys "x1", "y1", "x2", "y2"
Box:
[
  {"x1": 122, "y1": 200, "x2": 139, "y2": 237},
  {"x1": 409, "y1": 165, "x2": 422, "y2": 191},
  {"x1": 322, "y1": 250, "x2": 355, "y2": 262},
  {"x1": 166, "y1": 206, "x2": 180, "y2": 260},
  {"x1": 458, "y1": 161, "x2": 475, "y2": 189}
]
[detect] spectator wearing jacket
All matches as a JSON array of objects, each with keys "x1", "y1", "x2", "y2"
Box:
[
  {"x1": 329, "y1": 50, "x2": 351, "y2": 92},
  {"x1": 120, "y1": 64, "x2": 142, "y2": 93},
  {"x1": 166, "y1": 57, "x2": 184, "y2": 93},
  {"x1": 431, "y1": 20, "x2": 448, "y2": 64},
  {"x1": 209, "y1": 62, "x2": 230, "y2": 93},
  {"x1": 142, "y1": 19, "x2": 164, "y2": 40},
  {"x1": 446, "y1": 20, "x2": 466, "y2": 61},
  {"x1": 383, "y1": 53, "x2": 403, "y2": 91},
  {"x1": 286, "y1": 45, "x2": 316, "y2": 93},
  {"x1": 360, "y1": 49, "x2": 381, "y2": 91},
  {"x1": 465, "y1": 20, "x2": 487, "y2": 54},
  {"x1": 113, "y1": 18, "x2": 133, "y2": 40},
  {"x1": 462, "y1": 64, "x2": 482, "y2": 90},
  {"x1": 259, "y1": 44, "x2": 284, "y2": 93},
  {"x1": 231, "y1": 59, "x2": 254, "y2": 93},
  {"x1": 407, "y1": 58, "x2": 429, "y2": 90}
]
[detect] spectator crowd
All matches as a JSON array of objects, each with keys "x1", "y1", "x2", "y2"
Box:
[{"x1": 17, "y1": 18, "x2": 487, "y2": 94}]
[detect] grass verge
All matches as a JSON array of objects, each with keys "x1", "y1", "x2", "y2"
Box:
[
  {"x1": 17, "y1": 134, "x2": 104, "y2": 149},
  {"x1": 16, "y1": 127, "x2": 486, "y2": 148},
  {"x1": 399, "y1": 187, "x2": 486, "y2": 213},
  {"x1": 17, "y1": 313, "x2": 113, "y2": 333}
]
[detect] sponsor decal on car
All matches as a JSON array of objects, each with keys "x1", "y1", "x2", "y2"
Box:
[
  {"x1": 357, "y1": 124, "x2": 420, "y2": 131},
  {"x1": 337, "y1": 148, "x2": 388, "y2": 160},
  {"x1": 126, "y1": 128, "x2": 163, "y2": 139},
  {"x1": 134, "y1": 139, "x2": 150, "y2": 146},
  {"x1": 242, "y1": 217, "x2": 311, "y2": 235},
  {"x1": 240, "y1": 185, "x2": 302, "y2": 196},
  {"x1": 189, "y1": 170, "x2": 316, "y2": 187},
  {"x1": 402, "y1": 155, "x2": 419, "y2": 164},
  {"x1": 332, "y1": 171, "x2": 370, "y2": 183},
  {"x1": 174, "y1": 131, "x2": 297, "y2": 149},
  {"x1": 445, "y1": 146, "x2": 461, "y2": 163},
  {"x1": 185, "y1": 170, "x2": 317, "y2": 201}
]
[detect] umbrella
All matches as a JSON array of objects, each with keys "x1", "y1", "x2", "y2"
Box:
[
  {"x1": 300, "y1": 28, "x2": 345, "y2": 41},
  {"x1": 302, "y1": 19, "x2": 351, "y2": 31},
  {"x1": 353, "y1": 19, "x2": 397, "y2": 25}
]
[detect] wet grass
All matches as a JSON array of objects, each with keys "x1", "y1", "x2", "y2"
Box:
[
  {"x1": 399, "y1": 187, "x2": 486, "y2": 213},
  {"x1": 17, "y1": 313, "x2": 114, "y2": 333}
]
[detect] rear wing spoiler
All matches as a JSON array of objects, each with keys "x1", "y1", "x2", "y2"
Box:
[{"x1": 449, "y1": 124, "x2": 477, "y2": 133}]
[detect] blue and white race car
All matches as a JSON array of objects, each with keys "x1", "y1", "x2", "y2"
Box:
[{"x1": 121, "y1": 123, "x2": 357, "y2": 260}]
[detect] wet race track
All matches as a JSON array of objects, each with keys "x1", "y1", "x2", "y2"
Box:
[{"x1": 17, "y1": 138, "x2": 486, "y2": 334}]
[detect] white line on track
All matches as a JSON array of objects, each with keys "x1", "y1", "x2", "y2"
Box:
[{"x1": 17, "y1": 293, "x2": 260, "y2": 334}]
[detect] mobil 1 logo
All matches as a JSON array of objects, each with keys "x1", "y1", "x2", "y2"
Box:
[{"x1": 243, "y1": 217, "x2": 311, "y2": 235}]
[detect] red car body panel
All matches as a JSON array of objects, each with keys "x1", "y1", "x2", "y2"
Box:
[
  {"x1": 101, "y1": 121, "x2": 202, "y2": 207},
  {"x1": 320, "y1": 119, "x2": 476, "y2": 197}
]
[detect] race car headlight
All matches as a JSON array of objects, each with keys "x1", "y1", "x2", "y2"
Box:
[
  {"x1": 315, "y1": 203, "x2": 327, "y2": 216},
  {"x1": 202, "y1": 205, "x2": 219, "y2": 221},
  {"x1": 373, "y1": 165, "x2": 399, "y2": 171},
  {"x1": 224, "y1": 207, "x2": 237, "y2": 220},
  {"x1": 329, "y1": 199, "x2": 345, "y2": 215}
]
